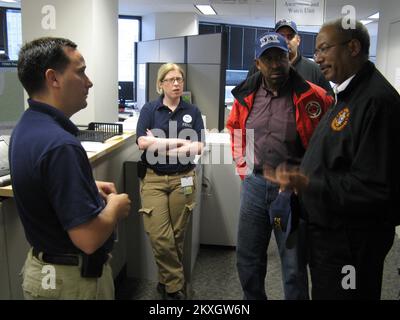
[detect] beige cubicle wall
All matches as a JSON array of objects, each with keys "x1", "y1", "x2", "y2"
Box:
[
  {"x1": 0, "y1": 200, "x2": 12, "y2": 299},
  {"x1": 0, "y1": 65, "x2": 25, "y2": 123}
]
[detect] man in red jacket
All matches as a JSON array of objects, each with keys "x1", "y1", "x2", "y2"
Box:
[{"x1": 227, "y1": 32, "x2": 333, "y2": 300}]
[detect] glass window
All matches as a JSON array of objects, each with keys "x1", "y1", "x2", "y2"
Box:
[
  {"x1": 118, "y1": 17, "x2": 140, "y2": 102},
  {"x1": 5, "y1": 9, "x2": 22, "y2": 60},
  {"x1": 118, "y1": 18, "x2": 139, "y2": 82}
]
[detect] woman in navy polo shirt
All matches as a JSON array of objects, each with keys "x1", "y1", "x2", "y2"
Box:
[{"x1": 136, "y1": 63, "x2": 204, "y2": 300}]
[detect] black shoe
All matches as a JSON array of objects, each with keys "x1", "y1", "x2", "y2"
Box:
[
  {"x1": 165, "y1": 290, "x2": 186, "y2": 300},
  {"x1": 157, "y1": 283, "x2": 166, "y2": 299}
]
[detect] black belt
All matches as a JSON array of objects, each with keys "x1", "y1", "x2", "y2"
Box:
[
  {"x1": 150, "y1": 167, "x2": 194, "y2": 176},
  {"x1": 32, "y1": 248, "x2": 80, "y2": 266}
]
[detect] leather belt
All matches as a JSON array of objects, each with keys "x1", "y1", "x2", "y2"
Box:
[
  {"x1": 32, "y1": 248, "x2": 80, "y2": 266},
  {"x1": 149, "y1": 167, "x2": 194, "y2": 176}
]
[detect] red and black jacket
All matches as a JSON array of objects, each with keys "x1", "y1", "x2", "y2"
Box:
[{"x1": 226, "y1": 68, "x2": 334, "y2": 179}]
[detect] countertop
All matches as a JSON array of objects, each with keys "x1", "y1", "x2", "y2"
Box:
[{"x1": 0, "y1": 132, "x2": 136, "y2": 198}]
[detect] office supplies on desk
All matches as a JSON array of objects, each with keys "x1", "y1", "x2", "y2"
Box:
[{"x1": 77, "y1": 122, "x2": 123, "y2": 143}]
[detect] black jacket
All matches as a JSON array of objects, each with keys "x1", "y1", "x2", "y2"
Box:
[{"x1": 300, "y1": 61, "x2": 400, "y2": 228}]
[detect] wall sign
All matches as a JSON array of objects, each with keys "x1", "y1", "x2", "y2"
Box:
[{"x1": 275, "y1": 0, "x2": 325, "y2": 26}]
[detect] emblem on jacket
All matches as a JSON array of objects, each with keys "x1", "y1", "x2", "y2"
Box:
[
  {"x1": 305, "y1": 101, "x2": 322, "y2": 119},
  {"x1": 182, "y1": 114, "x2": 193, "y2": 128},
  {"x1": 183, "y1": 114, "x2": 192, "y2": 123},
  {"x1": 331, "y1": 107, "x2": 350, "y2": 131}
]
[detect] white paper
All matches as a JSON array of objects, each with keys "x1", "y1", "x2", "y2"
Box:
[
  {"x1": 181, "y1": 176, "x2": 194, "y2": 187},
  {"x1": 81, "y1": 141, "x2": 105, "y2": 152}
]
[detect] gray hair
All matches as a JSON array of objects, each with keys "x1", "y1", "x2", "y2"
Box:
[{"x1": 321, "y1": 18, "x2": 370, "y2": 57}]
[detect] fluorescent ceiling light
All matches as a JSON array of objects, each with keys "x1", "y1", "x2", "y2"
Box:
[
  {"x1": 195, "y1": 4, "x2": 217, "y2": 15},
  {"x1": 360, "y1": 20, "x2": 373, "y2": 25},
  {"x1": 368, "y1": 12, "x2": 379, "y2": 19},
  {"x1": 1, "y1": 0, "x2": 17, "y2": 3}
]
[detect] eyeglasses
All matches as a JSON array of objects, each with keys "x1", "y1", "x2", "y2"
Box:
[
  {"x1": 313, "y1": 40, "x2": 351, "y2": 59},
  {"x1": 162, "y1": 77, "x2": 184, "y2": 84}
]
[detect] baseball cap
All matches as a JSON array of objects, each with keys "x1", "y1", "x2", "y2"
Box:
[
  {"x1": 275, "y1": 19, "x2": 298, "y2": 34},
  {"x1": 255, "y1": 32, "x2": 288, "y2": 58},
  {"x1": 269, "y1": 190, "x2": 301, "y2": 249}
]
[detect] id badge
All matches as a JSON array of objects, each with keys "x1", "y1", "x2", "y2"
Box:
[
  {"x1": 181, "y1": 176, "x2": 194, "y2": 195},
  {"x1": 181, "y1": 176, "x2": 194, "y2": 187},
  {"x1": 183, "y1": 186, "x2": 193, "y2": 195}
]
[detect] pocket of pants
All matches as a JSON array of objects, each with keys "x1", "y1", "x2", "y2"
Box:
[
  {"x1": 138, "y1": 207, "x2": 154, "y2": 215},
  {"x1": 22, "y1": 267, "x2": 63, "y2": 299},
  {"x1": 140, "y1": 179, "x2": 145, "y2": 193},
  {"x1": 184, "y1": 202, "x2": 196, "y2": 216}
]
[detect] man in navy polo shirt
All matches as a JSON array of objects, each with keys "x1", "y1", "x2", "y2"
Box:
[{"x1": 10, "y1": 37, "x2": 131, "y2": 299}]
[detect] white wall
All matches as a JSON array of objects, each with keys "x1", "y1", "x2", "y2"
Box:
[
  {"x1": 375, "y1": 0, "x2": 400, "y2": 237},
  {"x1": 142, "y1": 13, "x2": 156, "y2": 42},
  {"x1": 142, "y1": 12, "x2": 198, "y2": 41},
  {"x1": 21, "y1": 0, "x2": 118, "y2": 125},
  {"x1": 376, "y1": 0, "x2": 400, "y2": 77}
]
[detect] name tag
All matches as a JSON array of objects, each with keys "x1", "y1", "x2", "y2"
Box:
[{"x1": 181, "y1": 176, "x2": 194, "y2": 187}]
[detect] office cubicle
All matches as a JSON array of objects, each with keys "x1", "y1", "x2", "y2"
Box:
[
  {"x1": 0, "y1": 62, "x2": 24, "y2": 124},
  {"x1": 137, "y1": 33, "x2": 227, "y2": 131}
]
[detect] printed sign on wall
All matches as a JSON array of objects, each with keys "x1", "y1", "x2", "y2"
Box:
[{"x1": 275, "y1": 0, "x2": 325, "y2": 26}]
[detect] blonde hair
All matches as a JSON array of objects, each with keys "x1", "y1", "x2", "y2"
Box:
[{"x1": 156, "y1": 63, "x2": 185, "y2": 95}]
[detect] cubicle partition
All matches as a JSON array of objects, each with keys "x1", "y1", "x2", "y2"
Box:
[
  {"x1": 137, "y1": 33, "x2": 227, "y2": 131},
  {"x1": 0, "y1": 64, "x2": 25, "y2": 123}
]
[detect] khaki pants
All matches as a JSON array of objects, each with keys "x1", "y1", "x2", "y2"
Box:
[
  {"x1": 139, "y1": 169, "x2": 196, "y2": 293},
  {"x1": 21, "y1": 248, "x2": 114, "y2": 300}
]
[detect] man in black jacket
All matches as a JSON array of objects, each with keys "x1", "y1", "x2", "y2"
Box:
[
  {"x1": 248, "y1": 19, "x2": 333, "y2": 95},
  {"x1": 269, "y1": 19, "x2": 400, "y2": 300}
]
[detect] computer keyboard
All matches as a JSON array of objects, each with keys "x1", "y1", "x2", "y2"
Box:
[{"x1": 76, "y1": 130, "x2": 118, "y2": 143}]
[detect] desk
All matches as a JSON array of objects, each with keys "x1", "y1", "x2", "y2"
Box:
[
  {"x1": 0, "y1": 132, "x2": 141, "y2": 299},
  {"x1": 0, "y1": 133, "x2": 136, "y2": 198}
]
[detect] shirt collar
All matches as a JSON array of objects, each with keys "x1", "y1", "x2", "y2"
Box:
[
  {"x1": 156, "y1": 95, "x2": 187, "y2": 111},
  {"x1": 333, "y1": 74, "x2": 356, "y2": 104},
  {"x1": 261, "y1": 76, "x2": 291, "y2": 97},
  {"x1": 333, "y1": 74, "x2": 356, "y2": 95},
  {"x1": 27, "y1": 99, "x2": 79, "y2": 135}
]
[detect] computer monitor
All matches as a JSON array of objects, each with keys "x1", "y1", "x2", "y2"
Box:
[
  {"x1": 225, "y1": 69, "x2": 248, "y2": 86},
  {"x1": 118, "y1": 81, "x2": 134, "y2": 102}
]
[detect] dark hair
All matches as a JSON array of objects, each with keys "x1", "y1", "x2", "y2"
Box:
[
  {"x1": 17, "y1": 37, "x2": 77, "y2": 96},
  {"x1": 322, "y1": 19, "x2": 370, "y2": 57}
]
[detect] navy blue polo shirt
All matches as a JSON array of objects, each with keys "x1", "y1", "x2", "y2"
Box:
[
  {"x1": 136, "y1": 96, "x2": 204, "y2": 174},
  {"x1": 9, "y1": 99, "x2": 113, "y2": 254}
]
